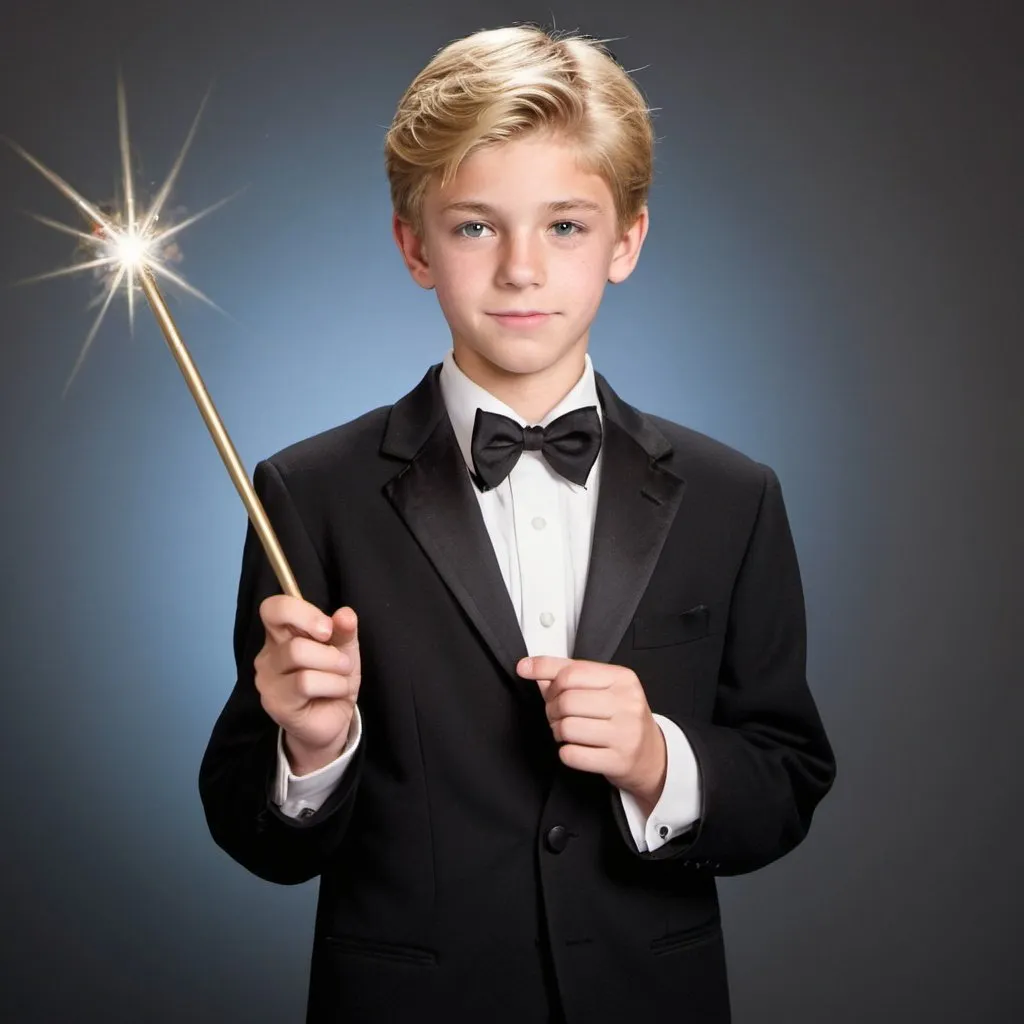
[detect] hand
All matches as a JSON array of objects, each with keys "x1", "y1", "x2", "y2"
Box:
[
  {"x1": 255, "y1": 596, "x2": 362, "y2": 775},
  {"x1": 517, "y1": 656, "x2": 667, "y2": 811}
]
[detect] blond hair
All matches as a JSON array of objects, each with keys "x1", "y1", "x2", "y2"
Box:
[{"x1": 384, "y1": 24, "x2": 655, "y2": 238}]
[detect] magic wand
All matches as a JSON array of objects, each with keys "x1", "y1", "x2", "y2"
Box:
[{"x1": 7, "y1": 79, "x2": 302, "y2": 599}]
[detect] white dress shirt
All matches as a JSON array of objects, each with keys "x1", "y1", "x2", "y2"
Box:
[{"x1": 272, "y1": 348, "x2": 702, "y2": 853}]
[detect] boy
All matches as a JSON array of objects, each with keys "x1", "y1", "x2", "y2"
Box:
[{"x1": 199, "y1": 24, "x2": 836, "y2": 1024}]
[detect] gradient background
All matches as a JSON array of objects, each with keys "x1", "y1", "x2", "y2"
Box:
[{"x1": 1, "y1": 2, "x2": 1021, "y2": 1022}]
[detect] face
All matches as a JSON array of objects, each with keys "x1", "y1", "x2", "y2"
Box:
[{"x1": 393, "y1": 131, "x2": 648, "y2": 418}]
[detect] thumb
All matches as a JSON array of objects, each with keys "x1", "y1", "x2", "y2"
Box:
[{"x1": 329, "y1": 606, "x2": 359, "y2": 650}]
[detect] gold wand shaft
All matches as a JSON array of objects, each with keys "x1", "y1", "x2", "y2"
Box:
[{"x1": 138, "y1": 268, "x2": 302, "y2": 599}]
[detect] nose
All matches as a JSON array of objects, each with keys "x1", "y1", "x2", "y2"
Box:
[{"x1": 496, "y1": 229, "x2": 546, "y2": 288}]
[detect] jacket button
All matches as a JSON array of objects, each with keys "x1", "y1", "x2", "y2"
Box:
[{"x1": 545, "y1": 825, "x2": 571, "y2": 853}]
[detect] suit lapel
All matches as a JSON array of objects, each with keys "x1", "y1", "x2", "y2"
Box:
[
  {"x1": 571, "y1": 399, "x2": 686, "y2": 666},
  {"x1": 383, "y1": 383, "x2": 531, "y2": 686},
  {"x1": 381, "y1": 362, "x2": 687, "y2": 690}
]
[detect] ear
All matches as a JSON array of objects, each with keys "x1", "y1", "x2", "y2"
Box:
[
  {"x1": 607, "y1": 205, "x2": 650, "y2": 285},
  {"x1": 392, "y1": 212, "x2": 436, "y2": 290}
]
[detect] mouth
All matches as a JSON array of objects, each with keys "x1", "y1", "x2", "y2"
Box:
[{"x1": 487, "y1": 311, "x2": 554, "y2": 328}]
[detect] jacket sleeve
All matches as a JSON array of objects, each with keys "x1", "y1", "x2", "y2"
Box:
[
  {"x1": 198, "y1": 458, "x2": 364, "y2": 884},
  {"x1": 610, "y1": 463, "x2": 837, "y2": 875}
]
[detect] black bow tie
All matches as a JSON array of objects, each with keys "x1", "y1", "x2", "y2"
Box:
[{"x1": 469, "y1": 406, "x2": 603, "y2": 492}]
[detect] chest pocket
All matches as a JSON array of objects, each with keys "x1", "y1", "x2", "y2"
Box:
[{"x1": 632, "y1": 604, "x2": 710, "y2": 649}]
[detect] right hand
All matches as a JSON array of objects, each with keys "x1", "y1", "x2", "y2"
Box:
[{"x1": 255, "y1": 596, "x2": 362, "y2": 775}]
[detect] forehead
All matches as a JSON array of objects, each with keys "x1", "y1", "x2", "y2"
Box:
[{"x1": 425, "y1": 133, "x2": 613, "y2": 216}]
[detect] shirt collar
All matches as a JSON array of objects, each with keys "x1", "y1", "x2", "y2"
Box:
[{"x1": 439, "y1": 346, "x2": 603, "y2": 493}]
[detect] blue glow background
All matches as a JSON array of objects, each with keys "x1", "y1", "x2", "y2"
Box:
[{"x1": 0, "y1": 2, "x2": 1021, "y2": 1021}]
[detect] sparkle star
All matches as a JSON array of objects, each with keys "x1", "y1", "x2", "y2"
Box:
[{"x1": 7, "y1": 76, "x2": 240, "y2": 397}]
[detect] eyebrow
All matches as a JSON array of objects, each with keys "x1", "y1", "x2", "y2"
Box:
[{"x1": 439, "y1": 198, "x2": 604, "y2": 216}]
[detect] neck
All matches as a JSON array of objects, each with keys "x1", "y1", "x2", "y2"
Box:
[{"x1": 452, "y1": 342, "x2": 588, "y2": 423}]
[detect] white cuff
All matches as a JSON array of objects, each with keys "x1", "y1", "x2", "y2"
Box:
[
  {"x1": 619, "y1": 713, "x2": 702, "y2": 853},
  {"x1": 273, "y1": 705, "x2": 362, "y2": 818}
]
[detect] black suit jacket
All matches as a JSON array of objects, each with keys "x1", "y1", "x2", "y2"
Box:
[{"x1": 199, "y1": 362, "x2": 836, "y2": 1023}]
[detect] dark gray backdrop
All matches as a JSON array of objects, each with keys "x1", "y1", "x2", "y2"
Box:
[{"x1": 1, "y1": 1, "x2": 1020, "y2": 1021}]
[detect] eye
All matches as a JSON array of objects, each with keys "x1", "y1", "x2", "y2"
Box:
[
  {"x1": 551, "y1": 221, "x2": 585, "y2": 237},
  {"x1": 455, "y1": 222, "x2": 493, "y2": 239}
]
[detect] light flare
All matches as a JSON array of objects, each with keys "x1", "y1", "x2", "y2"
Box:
[
  {"x1": 6, "y1": 74, "x2": 232, "y2": 394},
  {"x1": 110, "y1": 227, "x2": 150, "y2": 268}
]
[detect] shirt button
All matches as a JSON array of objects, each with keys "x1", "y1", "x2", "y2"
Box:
[
  {"x1": 532, "y1": 516, "x2": 547, "y2": 530},
  {"x1": 539, "y1": 611, "x2": 555, "y2": 628},
  {"x1": 658, "y1": 825, "x2": 669, "y2": 839}
]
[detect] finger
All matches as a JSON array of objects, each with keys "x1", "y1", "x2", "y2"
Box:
[
  {"x1": 543, "y1": 665, "x2": 616, "y2": 701},
  {"x1": 517, "y1": 656, "x2": 573, "y2": 681},
  {"x1": 519, "y1": 656, "x2": 616, "y2": 687},
  {"x1": 289, "y1": 668, "x2": 357, "y2": 703},
  {"x1": 551, "y1": 716, "x2": 613, "y2": 748},
  {"x1": 558, "y1": 743, "x2": 617, "y2": 776},
  {"x1": 272, "y1": 635, "x2": 351, "y2": 676},
  {"x1": 258, "y1": 666, "x2": 353, "y2": 716},
  {"x1": 327, "y1": 606, "x2": 359, "y2": 651},
  {"x1": 261, "y1": 595, "x2": 333, "y2": 645},
  {"x1": 545, "y1": 688, "x2": 616, "y2": 725}
]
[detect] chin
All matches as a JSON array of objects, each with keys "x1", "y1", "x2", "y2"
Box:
[
  {"x1": 488, "y1": 334, "x2": 578, "y2": 368},
  {"x1": 485, "y1": 347, "x2": 562, "y2": 376}
]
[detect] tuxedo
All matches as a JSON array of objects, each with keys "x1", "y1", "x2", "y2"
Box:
[
  {"x1": 270, "y1": 349, "x2": 702, "y2": 854},
  {"x1": 199, "y1": 359, "x2": 836, "y2": 1023}
]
